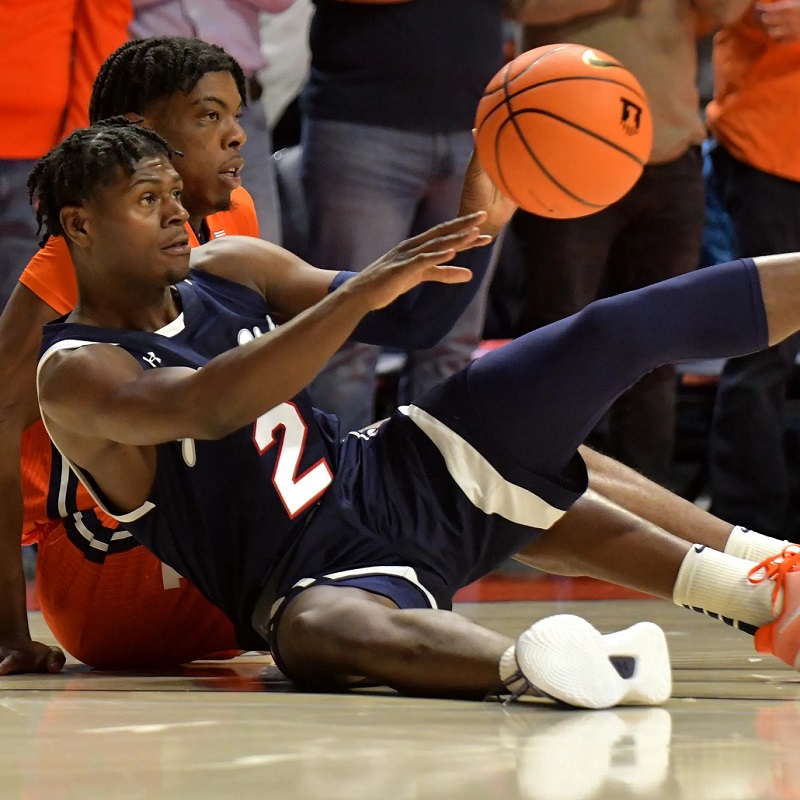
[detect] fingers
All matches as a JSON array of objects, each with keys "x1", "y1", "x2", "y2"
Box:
[
  {"x1": 0, "y1": 644, "x2": 66, "y2": 675},
  {"x1": 400, "y1": 211, "x2": 488, "y2": 252},
  {"x1": 46, "y1": 647, "x2": 66, "y2": 673},
  {"x1": 405, "y1": 230, "x2": 492, "y2": 264},
  {"x1": 420, "y1": 265, "x2": 474, "y2": 284},
  {"x1": 756, "y1": 2, "x2": 800, "y2": 39}
]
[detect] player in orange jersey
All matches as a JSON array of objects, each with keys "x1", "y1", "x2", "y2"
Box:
[{"x1": 0, "y1": 37, "x2": 264, "y2": 673}]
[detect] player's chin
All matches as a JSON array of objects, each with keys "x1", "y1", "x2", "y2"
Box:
[
  {"x1": 212, "y1": 185, "x2": 234, "y2": 213},
  {"x1": 164, "y1": 255, "x2": 192, "y2": 284}
]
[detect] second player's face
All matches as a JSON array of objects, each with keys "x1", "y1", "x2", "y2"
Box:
[
  {"x1": 86, "y1": 156, "x2": 192, "y2": 287},
  {"x1": 142, "y1": 72, "x2": 246, "y2": 226}
]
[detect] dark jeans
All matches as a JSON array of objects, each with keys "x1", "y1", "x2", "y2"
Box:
[
  {"x1": 0, "y1": 159, "x2": 41, "y2": 312},
  {"x1": 509, "y1": 147, "x2": 705, "y2": 485},
  {"x1": 707, "y1": 144, "x2": 800, "y2": 537}
]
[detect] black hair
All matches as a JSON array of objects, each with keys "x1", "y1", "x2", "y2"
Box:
[
  {"x1": 89, "y1": 36, "x2": 248, "y2": 124},
  {"x1": 27, "y1": 118, "x2": 179, "y2": 244}
]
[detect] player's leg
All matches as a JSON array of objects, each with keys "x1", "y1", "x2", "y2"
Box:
[
  {"x1": 456, "y1": 257, "x2": 770, "y2": 483},
  {"x1": 271, "y1": 584, "x2": 670, "y2": 708},
  {"x1": 515, "y1": 489, "x2": 780, "y2": 639},
  {"x1": 579, "y1": 446, "x2": 793, "y2": 561},
  {"x1": 602, "y1": 148, "x2": 705, "y2": 484}
]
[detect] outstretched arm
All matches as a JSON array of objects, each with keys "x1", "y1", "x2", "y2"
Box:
[
  {"x1": 41, "y1": 214, "x2": 488, "y2": 451},
  {"x1": 0, "y1": 285, "x2": 66, "y2": 675},
  {"x1": 195, "y1": 151, "x2": 510, "y2": 349}
]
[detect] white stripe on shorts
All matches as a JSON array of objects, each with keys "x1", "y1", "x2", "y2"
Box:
[
  {"x1": 399, "y1": 404, "x2": 567, "y2": 530},
  {"x1": 271, "y1": 565, "x2": 439, "y2": 621}
]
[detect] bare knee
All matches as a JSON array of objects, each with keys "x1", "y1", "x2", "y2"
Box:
[{"x1": 274, "y1": 586, "x2": 397, "y2": 686}]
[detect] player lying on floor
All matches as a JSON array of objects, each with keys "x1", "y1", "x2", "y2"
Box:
[{"x1": 29, "y1": 120, "x2": 800, "y2": 707}]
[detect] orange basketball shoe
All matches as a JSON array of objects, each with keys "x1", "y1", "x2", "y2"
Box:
[{"x1": 750, "y1": 545, "x2": 800, "y2": 669}]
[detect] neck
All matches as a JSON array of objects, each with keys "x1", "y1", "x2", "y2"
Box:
[{"x1": 70, "y1": 282, "x2": 181, "y2": 333}]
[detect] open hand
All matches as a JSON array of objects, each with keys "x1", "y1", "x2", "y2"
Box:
[
  {"x1": 347, "y1": 212, "x2": 492, "y2": 311},
  {"x1": 756, "y1": 0, "x2": 800, "y2": 42},
  {"x1": 0, "y1": 635, "x2": 66, "y2": 675}
]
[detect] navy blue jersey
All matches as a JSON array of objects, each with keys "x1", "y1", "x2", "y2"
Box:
[
  {"x1": 39, "y1": 271, "x2": 343, "y2": 644},
  {"x1": 38, "y1": 270, "x2": 590, "y2": 650}
]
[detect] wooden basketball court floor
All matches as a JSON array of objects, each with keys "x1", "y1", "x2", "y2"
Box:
[{"x1": 4, "y1": 590, "x2": 800, "y2": 800}]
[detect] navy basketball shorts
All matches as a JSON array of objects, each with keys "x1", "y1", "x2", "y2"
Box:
[{"x1": 263, "y1": 365, "x2": 588, "y2": 652}]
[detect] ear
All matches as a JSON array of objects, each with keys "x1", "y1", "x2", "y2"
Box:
[{"x1": 59, "y1": 205, "x2": 92, "y2": 249}]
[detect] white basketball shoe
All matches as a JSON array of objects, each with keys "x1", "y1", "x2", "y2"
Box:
[{"x1": 501, "y1": 614, "x2": 672, "y2": 709}]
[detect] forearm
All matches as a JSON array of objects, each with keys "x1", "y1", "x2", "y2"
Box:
[
  {"x1": 504, "y1": 0, "x2": 618, "y2": 25},
  {"x1": 187, "y1": 285, "x2": 370, "y2": 437},
  {"x1": 0, "y1": 455, "x2": 31, "y2": 640},
  {"x1": 341, "y1": 245, "x2": 495, "y2": 348}
]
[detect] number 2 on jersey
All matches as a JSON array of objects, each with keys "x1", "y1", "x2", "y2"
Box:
[{"x1": 253, "y1": 402, "x2": 333, "y2": 518}]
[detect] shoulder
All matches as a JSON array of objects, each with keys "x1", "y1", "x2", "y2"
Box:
[{"x1": 190, "y1": 235, "x2": 294, "y2": 293}]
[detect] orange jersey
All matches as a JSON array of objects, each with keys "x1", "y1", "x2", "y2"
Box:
[
  {"x1": 20, "y1": 188, "x2": 259, "y2": 666},
  {"x1": 706, "y1": 7, "x2": 800, "y2": 182},
  {"x1": 0, "y1": 0, "x2": 131, "y2": 159}
]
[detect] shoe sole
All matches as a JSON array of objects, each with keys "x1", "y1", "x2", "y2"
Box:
[{"x1": 515, "y1": 614, "x2": 672, "y2": 709}]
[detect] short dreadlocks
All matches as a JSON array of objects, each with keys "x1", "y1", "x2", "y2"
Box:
[
  {"x1": 89, "y1": 37, "x2": 248, "y2": 124},
  {"x1": 27, "y1": 118, "x2": 180, "y2": 244}
]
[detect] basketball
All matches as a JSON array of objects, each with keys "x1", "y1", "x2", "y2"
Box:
[{"x1": 474, "y1": 43, "x2": 653, "y2": 218}]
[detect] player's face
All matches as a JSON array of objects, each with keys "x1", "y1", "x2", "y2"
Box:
[
  {"x1": 141, "y1": 72, "x2": 246, "y2": 228},
  {"x1": 84, "y1": 156, "x2": 192, "y2": 286}
]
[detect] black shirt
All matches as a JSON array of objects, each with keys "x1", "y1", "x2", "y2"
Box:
[{"x1": 303, "y1": 0, "x2": 504, "y2": 133}]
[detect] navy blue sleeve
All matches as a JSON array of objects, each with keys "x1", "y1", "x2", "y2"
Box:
[{"x1": 328, "y1": 244, "x2": 495, "y2": 349}]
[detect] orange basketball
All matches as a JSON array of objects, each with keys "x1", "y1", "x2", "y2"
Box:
[{"x1": 474, "y1": 43, "x2": 653, "y2": 218}]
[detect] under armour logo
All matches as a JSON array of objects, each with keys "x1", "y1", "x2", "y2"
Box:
[
  {"x1": 143, "y1": 351, "x2": 162, "y2": 368},
  {"x1": 620, "y1": 98, "x2": 643, "y2": 135}
]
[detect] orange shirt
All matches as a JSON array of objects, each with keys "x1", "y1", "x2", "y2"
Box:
[
  {"x1": 19, "y1": 188, "x2": 258, "y2": 666},
  {"x1": 706, "y1": 7, "x2": 800, "y2": 181},
  {"x1": 0, "y1": 0, "x2": 131, "y2": 159}
]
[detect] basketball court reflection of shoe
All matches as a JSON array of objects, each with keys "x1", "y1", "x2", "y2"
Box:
[
  {"x1": 511, "y1": 707, "x2": 672, "y2": 800},
  {"x1": 513, "y1": 614, "x2": 672, "y2": 709},
  {"x1": 750, "y1": 546, "x2": 800, "y2": 669}
]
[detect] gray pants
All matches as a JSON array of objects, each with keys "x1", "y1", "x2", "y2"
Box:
[{"x1": 0, "y1": 159, "x2": 41, "y2": 311}]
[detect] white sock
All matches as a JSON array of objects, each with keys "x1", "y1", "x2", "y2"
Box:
[
  {"x1": 673, "y1": 545, "x2": 780, "y2": 632},
  {"x1": 724, "y1": 525, "x2": 791, "y2": 563}
]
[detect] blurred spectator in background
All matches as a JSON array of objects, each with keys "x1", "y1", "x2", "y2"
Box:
[
  {"x1": 259, "y1": 0, "x2": 313, "y2": 151},
  {"x1": 301, "y1": 0, "x2": 506, "y2": 433},
  {"x1": 0, "y1": 0, "x2": 131, "y2": 311},
  {"x1": 130, "y1": 0, "x2": 296, "y2": 245},
  {"x1": 706, "y1": 0, "x2": 800, "y2": 537},
  {"x1": 502, "y1": 0, "x2": 749, "y2": 487}
]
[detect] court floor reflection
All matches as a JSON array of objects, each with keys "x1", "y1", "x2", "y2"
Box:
[{"x1": 2, "y1": 600, "x2": 800, "y2": 799}]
